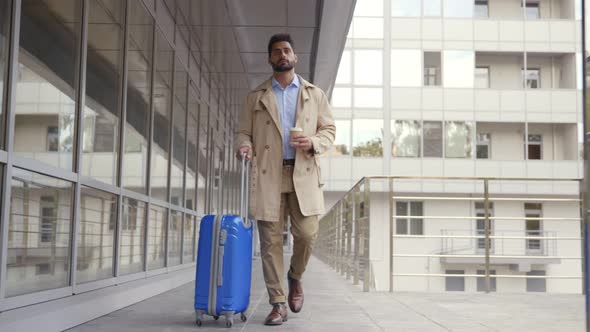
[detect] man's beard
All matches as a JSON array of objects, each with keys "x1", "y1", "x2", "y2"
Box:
[{"x1": 271, "y1": 59, "x2": 294, "y2": 72}]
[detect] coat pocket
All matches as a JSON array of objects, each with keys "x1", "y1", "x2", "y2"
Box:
[{"x1": 314, "y1": 157, "x2": 324, "y2": 188}]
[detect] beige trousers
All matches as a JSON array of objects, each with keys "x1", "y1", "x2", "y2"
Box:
[{"x1": 257, "y1": 165, "x2": 319, "y2": 304}]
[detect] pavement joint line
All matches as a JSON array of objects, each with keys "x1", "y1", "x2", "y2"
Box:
[
  {"x1": 240, "y1": 286, "x2": 265, "y2": 331},
  {"x1": 387, "y1": 295, "x2": 453, "y2": 332}
]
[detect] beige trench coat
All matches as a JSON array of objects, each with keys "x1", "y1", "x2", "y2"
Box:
[{"x1": 234, "y1": 76, "x2": 335, "y2": 222}]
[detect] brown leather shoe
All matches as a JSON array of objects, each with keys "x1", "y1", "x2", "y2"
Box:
[
  {"x1": 288, "y1": 275, "x2": 304, "y2": 313},
  {"x1": 264, "y1": 304, "x2": 288, "y2": 326}
]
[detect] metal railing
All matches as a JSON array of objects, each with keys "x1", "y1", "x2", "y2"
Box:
[{"x1": 316, "y1": 176, "x2": 582, "y2": 293}]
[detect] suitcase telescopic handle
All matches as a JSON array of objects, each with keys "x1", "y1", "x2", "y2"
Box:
[{"x1": 240, "y1": 153, "x2": 251, "y2": 227}]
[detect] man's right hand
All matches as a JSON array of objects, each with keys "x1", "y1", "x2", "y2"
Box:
[{"x1": 237, "y1": 146, "x2": 251, "y2": 161}]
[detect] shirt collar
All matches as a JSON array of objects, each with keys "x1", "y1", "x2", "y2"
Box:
[{"x1": 272, "y1": 74, "x2": 300, "y2": 89}]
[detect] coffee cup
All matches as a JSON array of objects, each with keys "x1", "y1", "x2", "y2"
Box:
[{"x1": 290, "y1": 127, "x2": 303, "y2": 145}]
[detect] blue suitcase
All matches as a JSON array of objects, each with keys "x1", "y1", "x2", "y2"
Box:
[{"x1": 194, "y1": 157, "x2": 253, "y2": 328}]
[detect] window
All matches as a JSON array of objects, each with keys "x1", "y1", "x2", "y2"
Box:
[
  {"x1": 527, "y1": 134, "x2": 542, "y2": 160},
  {"x1": 525, "y1": 203, "x2": 543, "y2": 254},
  {"x1": 353, "y1": 119, "x2": 383, "y2": 157},
  {"x1": 392, "y1": 120, "x2": 421, "y2": 157},
  {"x1": 331, "y1": 120, "x2": 351, "y2": 155},
  {"x1": 395, "y1": 201, "x2": 423, "y2": 235},
  {"x1": 119, "y1": 198, "x2": 146, "y2": 275},
  {"x1": 444, "y1": 0, "x2": 473, "y2": 17},
  {"x1": 354, "y1": 50, "x2": 383, "y2": 85},
  {"x1": 391, "y1": 50, "x2": 422, "y2": 87},
  {"x1": 0, "y1": 1, "x2": 10, "y2": 147},
  {"x1": 424, "y1": 52, "x2": 441, "y2": 86},
  {"x1": 526, "y1": 270, "x2": 546, "y2": 292},
  {"x1": 474, "y1": 0, "x2": 489, "y2": 18},
  {"x1": 443, "y1": 51, "x2": 475, "y2": 88},
  {"x1": 336, "y1": 50, "x2": 351, "y2": 84},
  {"x1": 423, "y1": 121, "x2": 443, "y2": 157},
  {"x1": 350, "y1": 17, "x2": 383, "y2": 39},
  {"x1": 476, "y1": 133, "x2": 491, "y2": 159},
  {"x1": 392, "y1": 0, "x2": 420, "y2": 17},
  {"x1": 524, "y1": 1, "x2": 540, "y2": 19},
  {"x1": 523, "y1": 68, "x2": 540, "y2": 89},
  {"x1": 331, "y1": 87, "x2": 352, "y2": 108},
  {"x1": 39, "y1": 196, "x2": 56, "y2": 243},
  {"x1": 445, "y1": 121, "x2": 473, "y2": 158},
  {"x1": 475, "y1": 67, "x2": 490, "y2": 88},
  {"x1": 354, "y1": 88, "x2": 383, "y2": 108},
  {"x1": 476, "y1": 270, "x2": 497, "y2": 292},
  {"x1": 445, "y1": 270, "x2": 465, "y2": 291},
  {"x1": 423, "y1": 0, "x2": 441, "y2": 16},
  {"x1": 475, "y1": 202, "x2": 494, "y2": 252},
  {"x1": 36, "y1": 263, "x2": 51, "y2": 275},
  {"x1": 47, "y1": 126, "x2": 59, "y2": 152}
]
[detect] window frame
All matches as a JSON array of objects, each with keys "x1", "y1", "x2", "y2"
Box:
[{"x1": 395, "y1": 201, "x2": 424, "y2": 235}]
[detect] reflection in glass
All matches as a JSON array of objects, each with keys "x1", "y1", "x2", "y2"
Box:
[
  {"x1": 182, "y1": 215, "x2": 197, "y2": 262},
  {"x1": 168, "y1": 211, "x2": 182, "y2": 266},
  {"x1": 186, "y1": 91, "x2": 199, "y2": 209},
  {"x1": 119, "y1": 198, "x2": 146, "y2": 275},
  {"x1": 476, "y1": 133, "x2": 491, "y2": 159},
  {"x1": 14, "y1": 0, "x2": 81, "y2": 170},
  {"x1": 424, "y1": 52, "x2": 441, "y2": 86},
  {"x1": 522, "y1": 68, "x2": 540, "y2": 89},
  {"x1": 445, "y1": 121, "x2": 473, "y2": 158},
  {"x1": 6, "y1": 168, "x2": 73, "y2": 297},
  {"x1": 336, "y1": 50, "x2": 351, "y2": 84},
  {"x1": 423, "y1": 0, "x2": 441, "y2": 16},
  {"x1": 77, "y1": 187, "x2": 117, "y2": 284},
  {"x1": 354, "y1": 88, "x2": 382, "y2": 108},
  {"x1": 392, "y1": 120, "x2": 421, "y2": 157},
  {"x1": 170, "y1": 59, "x2": 187, "y2": 206},
  {"x1": 0, "y1": 1, "x2": 10, "y2": 145},
  {"x1": 151, "y1": 30, "x2": 173, "y2": 202},
  {"x1": 147, "y1": 205, "x2": 166, "y2": 269},
  {"x1": 331, "y1": 120, "x2": 351, "y2": 155},
  {"x1": 196, "y1": 103, "x2": 208, "y2": 215},
  {"x1": 82, "y1": 0, "x2": 125, "y2": 185},
  {"x1": 391, "y1": 50, "x2": 421, "y2": 87},
  {"x1": 444, "y1": 0, "x2": 473, "y2": 18},
  {"x1": 354, "y1": 50, "x2": 382, "y2": 85},
  {"x1": 392, "y1": 0, "x2": 420, "y2": 17},
  {"x1": 424, "y1": 121, "x2": 442, "y2": 157},
  {"x1": 123, "y1": 0, "x2": 153, "y2": 194},
  {"x1": 475, "y1": 67, "x2": 490, "y2": 88},
  {"x1": 443, "y1": 51, "x2": 474, "y2": 88},
  {"x1": 353, "y1": 119, "x2": 383, "y2": 157}
]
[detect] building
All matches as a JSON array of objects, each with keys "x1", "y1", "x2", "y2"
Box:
[{"x1": 321, "y1": 0, "x2": 584, "y2": 293}]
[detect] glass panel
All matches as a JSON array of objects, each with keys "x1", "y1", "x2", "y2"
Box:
[
  {"x1": 351, "y1": 18, "x2": 383, "y2": 39},
  {"x1": 392, "y1": 0, "x2": 420, "y2": 17},
  {"x1": 353, "y1": 88, "x2": 382, "y2": 108},
  {"x1": 352, "y1": 119, "x2": 383, "y2": 157},
  {"x1": 424, "y1": 52, "x2": 441, "y2": 86},
  {"x1": 445, "y1": 270, "x2": 465, "y2": 291},
  {"x1": 445, "y1": 121, "x2": 473, "y2": 158},
  {"x1": 476, "y1": 270, "x2": 497, "y2": 292},
  {"x1": 123, "y1": 0, "x2": 153, "y2": 194},
  {"x1": 336, "y1": 50, "x2": 351, "y2": 84},
  {"x1": 354, "y1": 0, "x2": 383, "y2": 16},
  {"x1": 196, "y1": 103, "x2": 208, "y2": 215},
  {"x1": 443, "y1": 51, "x2": 474, "y2": 88},
  {"x1": 182, "y1": 214, "x2": 196, "y2": 262},
  {"x1": 147, "y1": 205, "x2": 166, "y2": 269},
  {"x1": 444, "y1": 0, "x2": 474, "y2": 17},
  {"x1": 474, "y1": 0, "x2": 489, "y2": 18},
  {"x1": 119, "y1": 197, "x2": 146, "y2": 275},
  {"x1": 14, "y1": 0, "x2": 81, "y2": 170},
  {"x1": 168, "y1": 210, "x2": 182, "y2": 266},
  {"x1": 523, "y1": 68, "x2": 540, "y2": 89},
  {"x1": 423, "y1": 0, "x2": 441, "y2": 16},
  {"x1": 151, "y1": 30, "x2": 173, "y2": 201},
  {"x1": 82, "y1": 0, "x2": 125, "y2": 185},
  {"x1": 331, "y1": 120, "x2": 351, "y2": 155},
  {"x1": 186, "y1": 91, "x2": 198, "y2": 209},
  {"x1": 331, "y1": 87, "x2": 352, "y2": 108},
  {"x1": 423, "y1": 121, "x2": 442, "y2": 157},
  {"x1": 170, "y1": 59, "x2": 187, "y2": 205},
  {"x1": 77, "y1": 186, "x2": 117, "y2": 283},
  {"x1": 476, "y1": 133, "x2": 491, "y2": 159},
  {"x1": 395, "y1": 202, "x2": 408, "y2": 235},
  {"x1": 354, "y1": 50, "x2": 382, "y2": 85},
  {"x1": 6, "y1": 168, "x2": 73, "y2": 297},
  {"x1": 475, "y1": 67, "x2": 490, "y2": 88},
  {"x1": 526, "y1": 270, "x2": 546, "y2": 292},
  {"x1": 392, "y1": 120, "x2": 421, "y2": 157},
  {"x1": 524, "y1": 2, "x2": 540, "y2": 19},
  {"x1": 391, "y1": 50, "x2": 421, "y2": 87},
  {"x1": 0, "y1": 1, "x2": 10, "y2": 146}
]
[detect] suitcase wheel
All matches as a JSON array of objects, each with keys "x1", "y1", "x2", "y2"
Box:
[
  {"x1": 225, "y1": 319, "x2": 233, "y2": 328},
  {"x1": 240, "y1": 313, "x2": 247, "y2": 322},
  {"x1": 196, "y1": 319, "x2": 202, "y2": 327},
  {"x1": 213, "y1": 315, "x2": 219, "y2": 321}
]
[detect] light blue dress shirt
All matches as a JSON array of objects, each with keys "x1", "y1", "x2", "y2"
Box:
[{"x1": 272, "y1": 75, "x2": 300, "y2": 159}]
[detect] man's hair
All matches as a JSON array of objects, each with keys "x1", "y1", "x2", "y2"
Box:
[{"x1": 267, "y1": 33, "x2": 294, "y2": 57}]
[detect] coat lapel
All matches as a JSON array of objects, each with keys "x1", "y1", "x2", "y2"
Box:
[{"x1": 258, "y1": 80, "x2": 282, "y2": 136}]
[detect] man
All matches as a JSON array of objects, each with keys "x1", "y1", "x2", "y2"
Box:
[{"x1": 235, "y1": 33, "x2": 335, "y2": 326}]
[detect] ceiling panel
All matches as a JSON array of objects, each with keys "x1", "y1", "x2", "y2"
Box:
[
  {"x1": 234, "y1": 27, "x2": 315, "y2": 53},
  {"x1": 287, "y1": 0, "x2": 317, "y2": 27},
  {"x1": 226, "y1": 0, "x2": 287, "y2": 26}
]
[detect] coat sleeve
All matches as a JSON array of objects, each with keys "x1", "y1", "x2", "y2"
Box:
[
  {"x1": 307, "y1": 90, "x2": 336, "y2": 158},
  {"x1": 234, "y1": 93, "x2": 255, "y2": 154}
]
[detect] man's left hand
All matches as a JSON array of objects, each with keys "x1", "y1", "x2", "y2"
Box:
[{"x1": 291, "y1": 135, "x2": 313, "y2": 152}]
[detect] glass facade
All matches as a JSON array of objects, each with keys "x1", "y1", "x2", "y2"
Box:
[{"x1": 0, "y1": 0, "x2": 239, "y2": 309}]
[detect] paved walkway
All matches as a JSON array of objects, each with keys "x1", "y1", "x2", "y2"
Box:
[{"x1": 68, "y1": 256, "x2": 584, "y2": 331}]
